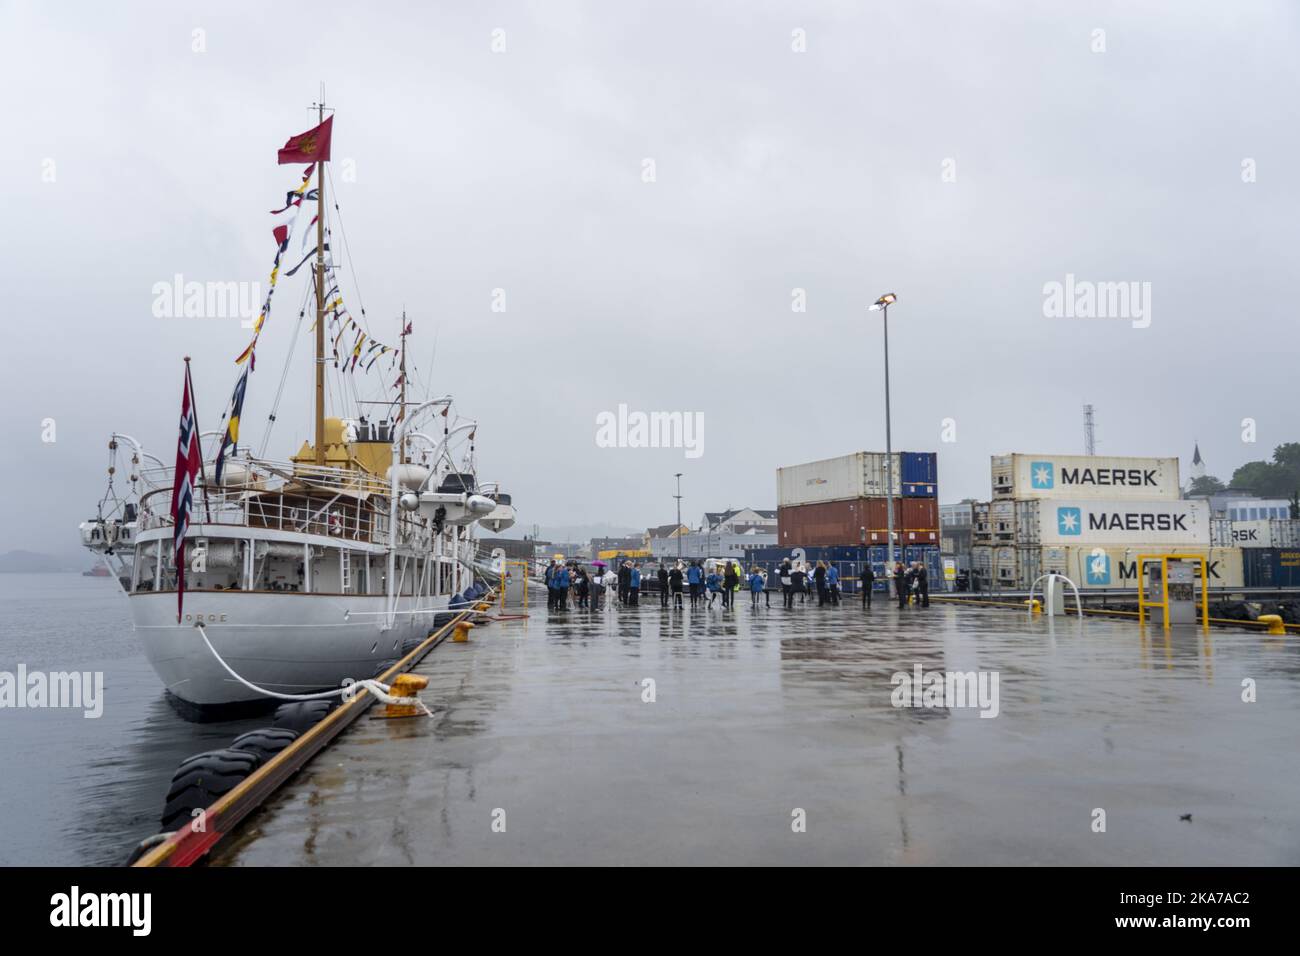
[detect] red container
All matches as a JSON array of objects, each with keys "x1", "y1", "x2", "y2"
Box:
[
  {"x1": 900, "y1": 497, "x2": 939, "y2": 530},
  {"x1": 778, "y1": 498, "x2": 939, "y2": 547}
]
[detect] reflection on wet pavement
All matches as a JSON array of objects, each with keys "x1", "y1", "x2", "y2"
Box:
[{"x1": 217, "y1": 598, "x2": 1300, "y2": 866}]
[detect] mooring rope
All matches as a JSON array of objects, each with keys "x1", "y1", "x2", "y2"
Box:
[{"x1": 193, "y1": 623, "x2": 432, "y2": 715}]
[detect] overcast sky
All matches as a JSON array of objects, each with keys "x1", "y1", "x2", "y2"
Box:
[{"x1": 2, "y1": 1, "x2": 1297, "y2": 552}]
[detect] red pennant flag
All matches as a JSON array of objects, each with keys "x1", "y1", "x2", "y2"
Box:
[{"x1": 278, "y1": 116, "x2": 333, "y2": 165}]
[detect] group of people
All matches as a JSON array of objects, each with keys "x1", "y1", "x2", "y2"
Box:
[
  {"x1": 542, "y1": 558, "x2": 773, "y2": 611},
  {"x1": 543, "y1": 556, "x2": 931, "y2": 612}
]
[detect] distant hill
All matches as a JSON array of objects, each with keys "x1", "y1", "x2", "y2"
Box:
[{"x1": 0, "y1": 550, "x2": 81, "y2": 573}]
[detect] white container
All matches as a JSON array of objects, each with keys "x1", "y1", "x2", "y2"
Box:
[
  {"x1": 1210, "y1": 518, "x2": 1233, "y2": 547},
  {"x1": 777, "y1": 452, "x2": 900, "y2": 507},
  {"x1": 1224, "y1": 518, "x2": 1300, "y2": 548},
  {"x1": 991, "y1": 454, "x2": 1180, "y2": 500},
  {"x1": 1015, "y1": 498, "x2": 1209, "y2": 546},
  {"x1": 1034, "y1": 545, "x2": 1243, "y2": 590},
  {"x1": 990, "y1": 500, "x2": 1018, "y2": 541}
]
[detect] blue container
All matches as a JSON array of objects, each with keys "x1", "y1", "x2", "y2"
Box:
[
  {"x1": 900, "y1": 452, "x2": 938, "y2": 498},
  {"x1": 900, "y1": 451, "x2": 938, "y2": 484},
  {"x1": 1243, "y1": 549, "x2": 1300, "y2": 588}
]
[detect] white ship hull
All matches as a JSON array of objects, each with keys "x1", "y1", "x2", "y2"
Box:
[{"x1": 130, "y1": 590, "x2": 452, "y2": 708}]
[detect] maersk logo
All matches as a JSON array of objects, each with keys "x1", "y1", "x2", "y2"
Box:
[
  {"x1": 1030, "y1": 461, "x2": 1054, "y2": 489},
  {"x1": 1057, "y1": 507, "x2": 1082, "y2": 536},
  {"x1": 1086, "y1": 549, "x2": 1111, "y2": 585},
  {"x1": 1060, "y1": 466, "x2": 1159, "y2": 488},
  {"x1": 1089, "y1": 511, "x2": 1188, "y2": 532}
]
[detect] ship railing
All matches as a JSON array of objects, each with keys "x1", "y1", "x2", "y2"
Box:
[
  {"x1": 132, "y1": 484, "x2": 447, "y2": 554},
  {"x1": 136, "y1": 487, "x2": 402, "y2": 546}
]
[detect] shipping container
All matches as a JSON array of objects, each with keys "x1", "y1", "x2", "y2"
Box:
[
  {"x1": 900, "y1": 451, "x2": 938, "y2": 497},
  {"x1": 900, "y1": 451, "x2": 938, "y2": 484},
  {"x1": 1037, "y1": 545, "x2": 1242, "y2": 590},
  {"x1": 972, "y1": 501, "x2": 992, "y2": 543},
  {"x1": 1014, "y1": 498, "x2": 1209, "y2": 547},
  {"x1": 1210, "y1": 518, "x2": 1232, "y2": 547},
  {"x1": 777, "y1": 498, "x2": 938, "y2": 547},
  {"x1": 991, "y1": 453, "x2": 1180, "y2": 500},
  {"x1": 1242, "y1": 549, "x2": 1300, "y2": 588},
  {"x1": 970, "y1": 543, "x2": 1242, "y2": 590},
  {"x1": 776, "y1": 452, "x2": 900, "y2": 507},
  {"x1": 991, "y1": 499, "x2": 1018, "y2": 542},
  {"x1": 1212, "y1": 518, "x2": 1300, "y2": 549}
]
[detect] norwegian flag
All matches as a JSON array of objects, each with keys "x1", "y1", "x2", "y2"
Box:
[{"x1": 170, "y1": 362, "x2": 203, "y2": 622}]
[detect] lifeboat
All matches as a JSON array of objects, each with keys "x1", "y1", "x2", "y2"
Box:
[{"x1": 479, "y1": 491, "x2": 516, "y2": 533}]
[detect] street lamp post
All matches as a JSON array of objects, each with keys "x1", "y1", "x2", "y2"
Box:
[
  {"x1": 674, "y1": 473, "x2": 683, "y2": 563},
  {"x1": 870, "y1": 293, "x2": 898, "y2": 580}
]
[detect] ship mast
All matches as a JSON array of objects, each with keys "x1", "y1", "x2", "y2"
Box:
[
  {"x1": 313, "y1": 98, "x2": 328, "y2": 466},
  {"x1": 399, "y1": 313, "x2": 409, "y2": 465}
]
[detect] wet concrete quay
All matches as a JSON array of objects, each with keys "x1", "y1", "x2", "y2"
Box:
[{"x1": 216, "y1": 597, "x2": 1300, "y2": 866}]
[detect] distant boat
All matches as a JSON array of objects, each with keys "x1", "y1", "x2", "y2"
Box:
[{"x1": 83, "y1": 565, "x2": 111, "y2": 577}]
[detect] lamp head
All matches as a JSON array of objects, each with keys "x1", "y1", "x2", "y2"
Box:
[{"x1": 869, "y1": 292, "x2": 897, "y2": 311}]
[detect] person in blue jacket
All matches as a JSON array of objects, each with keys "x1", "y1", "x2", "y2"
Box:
[
  {"x1": 748, "y1": 567, "x2": 768, "y2": 608},
  {"x1": 553, "y1": 563, "x2": 571, "y2": 610},
  {"x1": 827, "y1": 563, "x2": 841, "y2": 606},
  {"x1": 686, "y1": 560, "x2": 704, "y2": 608},
  {"x1": 629, "y1": 564, "x2": 641, "y2": 605},
  {"x1": 705, "y1": 568, "x2": 723, "y2": 607}
]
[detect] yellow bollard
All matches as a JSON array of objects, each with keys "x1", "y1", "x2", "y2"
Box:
[
  {"x1": 381, "y1": 673, "x2": 430, "y2": 719},
  {"x1": 1258, "y1": 614, "x2": 1285, "y2": 635},
  {"x1": 453, "y1": 620, "x2": 475, "y2": 643},
  {"x1": 1024, "y1": 599, "x2": 1041, "y2": 616}
]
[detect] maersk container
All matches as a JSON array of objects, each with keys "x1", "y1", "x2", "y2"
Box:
[
  {"x1": 1242, "y1": 548, "x2": 1300, "y2": 588},
  {"x1": 1219, "y1": 518, "x2": 1300, "y2": 549},
  {"x1": 777, "y1": 452, "x2": 900, "y2": 507},
  {"x1": 1034, "y1": 545, "x2": 1243, "y2": 590},
  {"x1": 990, "y1": 453, "x2": 1180, "y2": 500},
  {"x1": 1014, "y1": 498, "x2": 1209, "y2": 547}
]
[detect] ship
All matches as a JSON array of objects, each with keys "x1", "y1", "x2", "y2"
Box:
[{"x1": 78, "y1": 103, "x2": 515, "y2": 717}]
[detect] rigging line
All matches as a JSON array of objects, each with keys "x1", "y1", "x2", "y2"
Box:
[
  {"x1": 325, "y1": 164, "x2": 371, "y2": 338},
  {"x1": 258, "y1": 306, "x2": 309, "y2": 455},
  {"x1": 258, "y1": 281, "x2": 314, "y2": 458}
]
